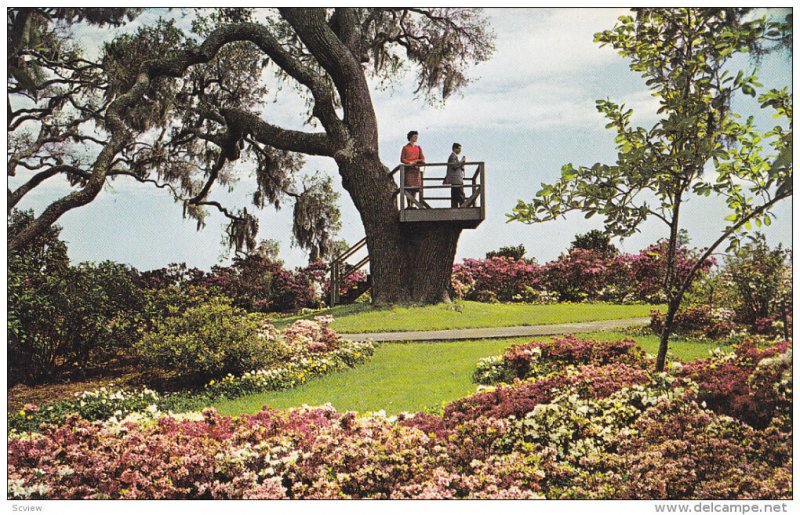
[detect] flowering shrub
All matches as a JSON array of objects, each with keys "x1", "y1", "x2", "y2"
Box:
[
  {"x1": 540, "y1": 248, "x2": 617, "y2": 302},
  {"x1": 11, "y1": 318, "x2": 374, "y2": 433},
  {"x1": 8, "y1": 338, "x2": 791, "y2": 500},
  {"x1": 450, "y1": 240, "x2": 713, "y2": 304},
  {"x1": 199, "y1": 340, "x2": 374, "y2": 400},
  {"x1": 135, "y1": 297, "x2": 281, "y2": 381},
  {"x1": 138, "y1": 258, "x2": 331, "y2": 315},
  {"x1": 621, "y1": 242, "x2": 715, "y2": 304},
  {"x1": 449, "y1": 363, "x2": 650, "y2": 425},
  {"x1": 474, "y1": 336, "x2": 649, "y2": 385},
  {"x1": 678, "y1": 338, "x2": 791, "y2": 428},
  {"x1": 323, "y1": 268, "x2": 369, "y2": 300},
  {"x1": 282, "y1": 315, "x2": 339, "y2": 353},
  {"x1": 650, "y1": 304, "x2": 738, "y2": 339},
  {"x1": 8, "y1": 406, "x2": 541, "y2": 500},
  {"x1": 451, "y1": 257, "x2": 541, "y2": 302},
  {"x1": 610, "y1": 392, "x2": 792, "y2": 499},
  {"x1": 8, "y1": 388, "x2": 162, "y2": 434},
  {"x1": 499, "y1": 374, "x2": 690, "y2": 461},
  {"x1": 722, "y1": 235, "x2": 791, "y2": 325}
]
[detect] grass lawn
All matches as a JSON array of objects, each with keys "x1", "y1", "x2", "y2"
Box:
[
  {"x1": 583, "y1": 330, "x2": 732, "y2": 362},
  {"x1": 212, "y1": 331, "x2": 727, "y2": 417},
  {"x1": 275, "y1": 301, "x2": 662, "y2": 333}
]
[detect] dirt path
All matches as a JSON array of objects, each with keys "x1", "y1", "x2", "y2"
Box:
[{"x1": 339, "y1": 317, "x2": 651, "y2": 342}]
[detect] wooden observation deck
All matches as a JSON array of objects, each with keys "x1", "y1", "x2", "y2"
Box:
[
  {"x1": 327, "y1": 161, "x2": 486, "y2": 306},
  {"x1": 390, "y1": 161, "x2": 486, "y2": 228}
]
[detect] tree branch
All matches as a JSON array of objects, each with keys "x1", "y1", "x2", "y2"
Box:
[
  {"x1": 676, "y1": 192, "x2": 792, "y2": 300},
  {"x1": 280, "y1": 8, "x2": 377, "y2": 147},
  {"x1": 9, "y1": 23, "x2": 281, "y2": 252},
  {"x1": 222, "y1": 107, "x2": 335, "y2": 156},
  {"x1": 7, "y1": 165, "x2": 75, "y2": 212}
]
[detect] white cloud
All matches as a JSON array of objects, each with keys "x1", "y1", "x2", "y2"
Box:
[
  {"x1": 371, "y1": 8, "x2": 647, "y2": 144},
  {"x1": 474, "y1": 8, "x2": 630, "y2": 88}
]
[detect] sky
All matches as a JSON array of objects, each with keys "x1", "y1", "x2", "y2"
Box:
[{"x1": 9, "y1": 8, "x2": 793, "y2": 271}]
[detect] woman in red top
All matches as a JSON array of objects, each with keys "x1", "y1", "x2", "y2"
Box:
[{"x1": 400, "y1": 130, "x2": 425, "y2": 205}]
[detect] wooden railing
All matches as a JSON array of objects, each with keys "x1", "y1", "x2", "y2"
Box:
[
  {"x1": 395, "y1": 162, "x2": 485, "y2": 213},
  {"x1": 329, "y1": 237, "x2": 368, "y2": 307}
]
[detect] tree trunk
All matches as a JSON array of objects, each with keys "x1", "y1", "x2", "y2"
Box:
[
  {"x1": 337, "y1": 153, "x2": 462, "y2": 305},
  {"x1": 655, "y1": 299, "x2": 679, "y2": 372}
]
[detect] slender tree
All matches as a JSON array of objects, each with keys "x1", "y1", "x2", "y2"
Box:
[
  {"x1": 8, "y1": 7, "x2": 495, "y2": 304},
  {"x1": 510, "y1": 9, "x2": 791, "y2": 371}
]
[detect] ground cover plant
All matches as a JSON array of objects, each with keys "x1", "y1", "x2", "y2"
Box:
[{"x1": 8, "y1": 336, "x2": 790, "y2": 500}]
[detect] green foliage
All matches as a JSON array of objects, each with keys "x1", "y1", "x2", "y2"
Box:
[
  {"x1": 684, "y1": 234, "x2": 792, "y2": 332},
  {"x1": 134, "y1": 298, "x2": 282, "y2": 381},
  {"x1": 722, "y1": 234, "x2": 791, "y2": 324},
  {"x1": 512, "y1": 9, "x2": 791, "y2": 240},
  {"x1": 485, "y1": 244, "x2": 528, "y2": 261},
  {"x1": 141, "y1": 284, "x2": 218, "y2": 328},
  {"x1": 8, "y1": 211, "x2": 145, "y2": 384},
  {"x1": 9, "y1": 388, "x2": 162, "y2": 434},
  {"x1": 508, "y1": 9, "x2": 791, "y2": 369},
  {"x1": 570, "y1": 230, "x2": 618, "y2": 257}
]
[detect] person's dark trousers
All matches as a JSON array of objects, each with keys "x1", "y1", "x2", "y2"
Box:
[{"x1": 451, "y1": 185, "x2": 466, "y2": 208}]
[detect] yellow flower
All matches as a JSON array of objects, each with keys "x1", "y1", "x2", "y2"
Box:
[
  {"x1": 209, "y1": 379, "x2": 215, "y2": 386},
  {"x1": 18, "y1": 410, "x2": 25, "y2": 416}
]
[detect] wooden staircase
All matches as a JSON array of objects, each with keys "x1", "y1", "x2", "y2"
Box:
[{"x1": 329, "y1": 237, "x2": 370, "y2": 306}]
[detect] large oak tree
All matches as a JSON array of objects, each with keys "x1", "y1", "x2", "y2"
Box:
[{"x1": 8, "y1": 8, "x2": 495, "y2": 304}]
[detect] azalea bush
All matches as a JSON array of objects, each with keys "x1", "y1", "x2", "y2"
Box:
[
  {"x1": 137, "y1": 258, "x2": 330, "y2": 315},
  {"x1": 450, "y1": 240, "x2": 713, "y2": 304},
  {"x1": 451, "y1": 257, "x2": 541, "y2": 302},
  {"x1": 650, "y1": 304, "x2": 738, "y2": 340},
  {"x1": 8, "y1": 337, "x2": 791, "y2": 500},
  {"x1": 723, "y1": 235, "x2": 791, "y2": 325},
  {"x1": 683, "y1": 235, "x2": 792, "y2": 337},
  {"x1": 198, "y1": 339, "x2": 374, "y2": 400},
  {"x1": 135, "y1": 297, "x2": 281, "y2": 382},
  {"x1": 322, "y1": 268, "x2": 369, "y2": 301},
  {"x1": 452, "y1": 363, "x2": 651, "y2": 424},
  {"x1": 473, "y1": 335, "x2": 649, "y2": 384},
  {"x1": 540, "y1": 248, "x2": 618, "y2": 302},
  {"x1": 8, "y1": 388, "x2": 163, "y2": 434},
  {"x1": 677, "y1": 338, "x2": 791, "y2": 429},
  {"x1": 619, "y1": 242, "x2": 714, "y2": 304}
]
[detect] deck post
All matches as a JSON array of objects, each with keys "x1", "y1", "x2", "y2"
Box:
[
  {"x1": 480, "y1": 163, "x2": 486, "y2": 221},
  {"x1": 399, "y1": 164, "x2": 406, "y2": 213}
]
